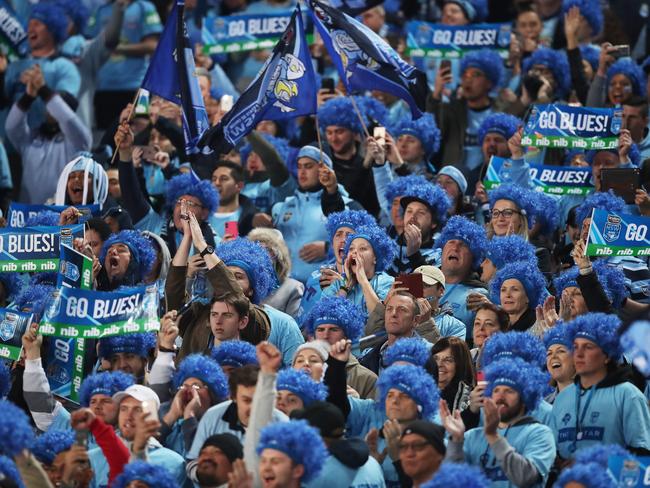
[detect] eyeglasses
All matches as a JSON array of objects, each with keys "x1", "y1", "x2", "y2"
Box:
[
  {"x1": 490, "y1": 209, "x2": 521, "y2": 219},
  {"x1": 175, "y1": 198, "x2": 204, "y2": 209},
  {"x1": 398, "y1": 440, "x2": 430, "y2": 452},
  {"x1": 433, "y1": 355, "x2": 455, "y2": 365}
]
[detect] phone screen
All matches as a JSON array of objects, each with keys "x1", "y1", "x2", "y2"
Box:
[{"x1": 225, "y1": 221, "x2": 239, "y2": 238}]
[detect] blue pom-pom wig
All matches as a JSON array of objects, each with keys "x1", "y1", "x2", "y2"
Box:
[
  {"x1": 78, "y1": 371, "x2": 135, "y2": 407},
  {"x1": 488, "y1": 183, "x2": 536, "y2": 227},
  {"x1": 344, "y1": 224, "x2": 397, "y2": 274},
  {"x1": 543, "y1": 322, "x2": 574, "y2": 351},
  {"x1": 100, "y1": 230, "x2": 157, "y2": 283},
  {"x1": 165, "y1": 172, "x2": 219, "y2": 214},
  {"x1": 239, "y1": 133, "x2": 291, "y2": 169},
  {"x1": 422, "y1": 462, "x2": 490, "y2": 488},
  {"x1": 575, "y1": 190, "x2": 626, "y2": 228},
  {"x1": 490, "y1": 259, "x2": 548, "y2": 308},
  {"x1": 0, "y1": 455, "x2": 24, "y2": 488},
  {"x1": 400, "y1": 181, "x2": 451, "y2": 228},
  {"x1": 113, "y1": 461, "x2": 179, "y2": 488},
  {"x1": 325, "y1": 210, "x2": 376, "y2": 243},
  {"x1": 482, "y1": 331, "x2": 547, "y2": 369},
  {"x1": 485, "y1": 357, "x2": 550, "y2": 412},
  {"x1": 562, "y1": 0, "x2": 603, "y2": 36},
  {"x1": 0, "y1": 400, "x2": 34, "y2": 456},
  {"x1": 172, "y1": 354, "x2": 229, "y2": 401},
  {"x1": 0, "y1": 272, "x2": 23, "y2": 303},
  {"x1": 32, "y1": 430, "x2": 75, "y2": 465},
  {"x1": 385, "y1": 174, "x2": 430, "y2": 204},
  {"x1": 276, "y1": 369, "x2": 328, "y2": 406},
  {"x1": 211, "y1": 340, "x2": 259, "y2": 369},
  {"x1": 99, "y1": 332, "x2": 157, "y2": 360},
  {"x1": 607, "y1": 58, "x2": 646, "y2": 97},
  {"x1": 30, "y1": 3, "x2": 69, "y2": 44},
  {"x1": 377, "y1": 364, "x2": 440, "y2": 419},
  {"x1": 383, "y1": 337, "x2": 431, "y2": 367},
  {"x1": 318, "y1": 97, "x2": 363, "y2": 134},
  {"x1": 567, "y1": 312, "x2": 622, "y2": 360},
  {"x1": 301, "y1": 295, "x2": 367, "y2": 342},
  {"x1": 460, "y1": 49, "x2": 505, "y2": 88},
  {"x1": 523, "y1": 48, "x2": 571, "y2": 98},
  {"x1": 435, "y1": 216, "x2": 488, "y2": 270},
  {"x1": 391, "y1": 113, "x2": 441, "y2": 158},
  {"x1": 478, "y1": 113, "x2": 521, "y2": 146},
  {"x1": 554, "y1": 462, "x2": 616, "y2": 488},
  {"x1": 486, "y1": 235, "x2": 537, "y2": 270}
]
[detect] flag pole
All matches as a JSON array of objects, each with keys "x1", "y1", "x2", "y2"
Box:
[
  {"x1": 110, "y1": 88, "x2": 142, "y2": 165},
  {"x1": 315, "y1": 115, "x2": 324, "y2": 165},
  {"x1": 348, "y1": 95, "x2": 370, "y2": 139}
]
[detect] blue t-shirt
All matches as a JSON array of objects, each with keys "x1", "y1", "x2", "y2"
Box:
[
  {"x1": 208, "y1": 208, "x2": 243, "y2": 239},
  {"x1": 463, "y1": 107, "x2": 493, "y2": 172}
]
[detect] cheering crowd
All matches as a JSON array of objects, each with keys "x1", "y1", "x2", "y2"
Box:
[{"x1": 0, "y1": 0, "x2": 649, "y2": 486}]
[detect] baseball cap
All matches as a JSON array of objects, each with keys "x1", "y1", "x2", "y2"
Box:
[
  {"x1": 201, "y1": 434, "x2": 244, "y2": 462},
  {"x1": 414, "y1": 265, "x2": 445, "y2": 288},
  {"x1": 401, "y1": 420, "x2": 446, "y2": 455},
  {"x1": 112, "y1": 384, "x2": 160, "y2": 411}
]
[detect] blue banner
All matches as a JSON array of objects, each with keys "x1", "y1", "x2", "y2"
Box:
[
  {"x1": 484, "y1": 156, "x2": 593, "y2": 196},
  {"x1": 39, "y1": 285, "x2": 160, "y2": 338},
  {"x1": 7, "y1": 203, "x2": 100, "y2": 228},
  {"x1": 0, "y1": 308, "x2": 32, "y2": 361},
  {"x1": 0, "y1": 225, "x2": 85, "y2": 273},
  {"x1": 0, "y1": 1, "x2": 27, "y2": 59},
  {"x1": 58, "y1": 245, "x2": 93, "y2": 290},
  {"x1": 587, "y1": 209, "x2": 650, "y2": 257},
  {"x1": 406, "y1": 22, "x2": 511, "y2": 58},
  {"x1": 522, "y1": 104, "x2": 622, "y2": 150},
  {"x1": 608, "y1": 455, "x2": 650, "y2": 486}
]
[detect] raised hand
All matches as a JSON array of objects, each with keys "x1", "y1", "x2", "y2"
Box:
[
  {"x1": 21, "y1": 323, "x2": 42, "y2": 360},
  {"x1": 70, "y1": 408, "x2": 97, "y2": 431},
  {"x1": 439, "y1": 399, "x2": 465, "y2": 442},
  {"x1": 329, "y1": 339, "x2": 352, "y2": 364},
  {"x1": 257, "y1": 341, "x2": 282, "y2": 374},
  {"x1": 158, "y1": 310, "x2": 179, "y2": 350}
]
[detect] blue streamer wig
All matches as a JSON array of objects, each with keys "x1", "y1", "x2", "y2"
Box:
[
  {"x1": 567, "y1": 312, "x2": 622, "y2": 360},
  {"x1": 325, "y1": 210, "x2": 377, "y2": 243},
  {"x1": 488, "y1": 183, "x2": 536, "y2": 227},
  {"x1": 490, "y1": 259, "x2": 547, "y2": 308},
  {"x1": 383, "y1": 337, "x2": 431, "y2": 367},
  {"x1": 391, "y1": 113, "x2": 441, "y2": 158},
  {"x1": 343, "y1": 224, "x2": 397, "y2": 274},
  {"x1": 276, "y1": 369, "x2": 328, "y2": 406},
  {"x1": 486, "y1": 235, "x2": 537, "y2": 270},
  {"x1": 239, "y1": 133, "x2": 292, "y2": 169},
  {"x1": 172, "y1": 354, "x2": 229, "y2": 401},
  {"x1": 554, "y1": 462, "x2": 616, "y2": 488},
  {"x1": 98, "y1": 332, "x2": 157, "y2": 360},
  {"x1": 422, "y1": 462, "x2": 490, "y2": 488},
  {"x1": 0, "y1": 400, "x2": 34, "y2": 456},
  {"x1": 377, "y1": 364, "x2": 440, "y2": 419},
  {"x1": 164, "y1": 172, "x2": 219, "y2": 213},
  {"x1": 78, "y1": 371, "x2": 135, "y2": 407},
  {"x1": 575, "y1": 190, "x2": 626, "y2": 227},
  {"x1": 113, "y1": 461, "x2": 180, "y2": 488},
  {"x1": 25, "y1": 211, "x2": 61, "y2": 227},
  {"x1": 32, "y1": 430, "x2": 75, "y2": 465},
  {"x1": 460, "y1": 49, "x2": 505, "y2": 88},
  {"x1": 0, "y1": 456, "x2": 24, "y2": 488},
  {"x1": 562, "y1": 0, "x2": 603, "y2": 36},
  {"x1": 400, "y1": 181, "x2": 451, "y2": 228},
  {"x1": 99, "y1": 230, "x2": 157, "y2": 282},
  {"x1": 435, "y1": 216, "x2": 488, "y2": 270},
  {"x1": 211, "y1": 340, "x2": 259, "y2": 368},
  {"x1": 481, "y1": 331, "x2": 546, "y2": 369},
  {"x1": 522, "y1": 48, "x2": 571, "y2": 98},
  {"x1": 385, "y1": 174, "x2": 430, "y2": 204},
  {"x1": 607, "y1": 58, "x2": 646, "y2": 97},
  {"x1": 301, "y1": 295, "x2": 366, "y2": 342},
  {"x1": 485, "y1": 357, "x2": 550, "y2": 412},
  {"x1": 478, "y1": 113, "x2": 521, "y2": 145}
]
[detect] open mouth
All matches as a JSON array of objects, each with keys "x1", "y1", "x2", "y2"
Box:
[
  {"x1": 109, "y1": 256, "x2": 120, "y2": 271},
  {"x1": 338, "y1": 247, "x2": 345, "y2": 259},
  {"x1": 550, "y1": 361, "x2": 562, "y2": 370},
  {"x1": 262, "y1": 475, "x2": 276, "y2": 486}
]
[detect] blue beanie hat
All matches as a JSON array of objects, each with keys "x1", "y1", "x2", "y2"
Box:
[
  {"x1": 100, "y1": 230, "x2": 157, "y2": 282},
  {"x1": 54, "y1": 0, "x2": 90, "y2": 33},
  {"x1": 165, "y1": 172, "x2": 219, "y2": 213},
  {"x1": 14, "y1": 283, "x2": 54, "y2": 317},
  {"x1": 26, "y1": 210, "x2": 61, "y2": 227},
  {"x1": 217, "y1": 237, "x2": 278, "y2": 303},
  {"x1": 400, "y1": 181, "x2": 451, "y2": 227},
  {"x1": 438, "y1": 166, "x2": 468, "y2": 195},
  {"x1": 0, "y1": 362, "x2": 9, "y2": 399},
  {"x1": 173, "y1": 354, "x2": 229, "y2": 400},
  {"x1": 555, "y1": 462, "x2": 616, "y2": 488},
  {"x1": 29, "y1": 3, "x2": 69, "y2": 44},
  {"x1": 276, "y1": 369, "x2": 328, "y2": 406},
  {"x1": 240, "y1": 133, "x2": 291, "y2": 169},
  {"x1": 256, "y1": 420, "x2": 327, "y2": 482},
  {"x1": 377, "y1": 364, "x2": 440, "y2": 419},
  {"x1": 391, "y1": 113, "x2": 441, "y2": 158},
  {"x1": 490, "y1": 259, "x2": 548, "y2": 308},
  {"x1": 33, "y1": 430, "x2": 75, "y2": 465},
  {"x1": 482, "y1": 331, "x2": 547, "y2": 369},
  {"x1": 297, "y1": 145, "x2": 333, "y2": 169},
  {"x1": 422, "y1": 462, "x2": 490, "y2": 488},
  {"x1": 113, "y1": 461, "x2": 179, "y2": 488},
  {"x1": 486, "y1": 235, "x2": 537, "y2": 270},
  {"x1": 435, "y1": 215, "x2": 488, "y2": 270},
  {"x1": 301, "y1": 296, "x2": 366, "y2": 342},
  {"x1": 523, "y1": 48, "x2": 571, "y2": 98},
  {"x1": 567, "y1": 312, "x2": 622, "y2": 359},
  {"x1": 485, "y1": 357, "x2": 550, "y2": 411},
  {"x1": 488, "y1": 183, "x2": 536, "y2": 227},
  {"x1": 79, "y1": 371, "x2": 135, "y2": 407},
  {"x1": 0, "y1": 456, "x2": 24, "y2": 488},
  {"x1": 318, "y1": 97, "x2": 362, "y2": 133},
  {"x1": 580, "y1": 44, "x2": 601, "y2": 72},
  {"x1": 460, "y1": 49, "x2": 505, "y2": 88},
  {"x1": 530, "y1": 191, "x2": 560, "y2": 235},
  {"x1": 0, "y1": 400, "x2": 34, "y2": 456},
  {"x1": 344, "y1": 224, "x2": 397, "y2": 274},
  {"x1": 607, "y1": 58, "x2": 646, "y2": 97},
  {"x1": 575, "y1": 190, "x2": 626, "y2": 227},
  {"x1": 543, "y1": 322, "x2": 574, "y2": 350},
  {"x1": 385, "y1": 174, "x2": 430, "y2": 203},
  {"x1": 478, "y1": 113, "x2": 521, "y2": 146},
  {"x1": 326, "y1": 209, "x2": 376, "y2": 243},
  {"x1": 383, "y1": 337, "x2": 431, "y2": 367},
  {"x1": 99, "y1": 332, "x2": 157, "y2": 360},
  {"x1": 574, "y1": 443, "x2": 631, "y2": 468},
  {"x1": 0, "y1": 272, "x2": 23, "y2": 303},
  {"x1": 211, "y1": 340, "x2": 259, "y2": 368},
  {"x1": 562, "y1": 0, "x2": 603, "y2": 36},
  {"x1": 444, "y1": 0, "x2": 488, "y2": 22}
]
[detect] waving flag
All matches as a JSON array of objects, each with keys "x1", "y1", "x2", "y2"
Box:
[
  {"x1": 199, "y1": 4, "x2": 317, "y2": 154},
  {"x1": 327, "y1": 0, "x2": 384, "y2": 15},
  {"x1": 141, "y1": 0, "x2": 209, "y2": 154},
  {"x1": 309, "y1": 0, "x2": 427, "y2": 118}
]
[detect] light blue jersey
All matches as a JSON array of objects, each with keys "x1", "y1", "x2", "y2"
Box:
[
  {"x1": 322, "y1": 272, "x2": 395, "y2": 315},
  {"x1": 263, "y1": 304, "x2": 305, "y2": 367},
  {"x1": 439, "y1": 282, "x2": 489, "y2": 337}
]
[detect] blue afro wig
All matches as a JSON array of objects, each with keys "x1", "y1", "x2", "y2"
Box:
[
  {"x1": 99, "y1": 332, "x2": 157, "y2": 360},
  {"x1": 239, "y1": 133, "x2": 292, "y2": 169},
  {"x1": 478, "y1": 113, "x2": 521, "y2": 146},
  {"x1": 344, "y1": 224, "x2": 397, "y2": 274},
  {"x1": 276, "y1": 369, "x2": 328, "y2": 406},
  {"x1": 79, "y1": 371, "x2": 135, "y2": 407},
  {"x1": 575, "y1": 190, "x2": 626, "y2": 227},
  {"x1": 326, "y1": 210, "x2": 377, "y2": 243},
  {"x1": 26, "y1": 210, "x2": 60, "y2": 227},
  {"x1": 486, "y1": 235, "x2": 537, "y2": 270},
  {"x1": 422, "y1": 462, "x2": 490, "y2": 488},
  {"x1": 173, "y1": 354, "x2": 229, "y2": 401},
  {"x1": 383, "y1": 337, "x2": 431, "y2": 367},
  {"x1": 482, "y1": 331, "x2": 546, "y2": 369},
  {"x1": 30, "y1": 3, "x2": 69, "y2": 44},
  {"x1": 301, "y1": 296, "x2": 367, "y2": 342},
  {"x1": 567, "y1": 312, "x2": 622, "y2": 359},
  {"x1": 607, "y1": 58, "x2": 646, "y2": 97},
  {"x1": 490, "y1": 259, "x2": 548, "y2": 308},
  {"x1": 485, "y1": 357, "x2": 550, "y2": 412},
  {"x1": 445, "y1": 0, "x2": 488, "y2": 22},
  {"x1": 113, "y1": 461, "x2": 179, "y2": 488},
  {"x1": 211, "y1": 340, "x2": 259, "y2": 368},
  {"x1": 377, "y1": 364, "x2": 440, "y2": 419},
  {"x1": 14, "y1": 283, "x2": 54, "y2": 317},
  {"x1": 400, "y1": 181, "x2": 451, "y2": 228},
  {"x1": 563, "y1": 0, "x2": 603, "y2": 36},
  {"x1": 54, "y1": 0, "x2": 90, "y2": 33},
  {"x1": 317, "y1": 97, "x2": 361, "y2": 133},
  {"x1": 530, "y1": 191, "x2": 560, "y2": 235},
  {"x1": 488, "y1": 183, "x2": 536, "y2": 227},
  {"x1": 554, "y1": 462, "x2": 616, "y2": 488},
  {"x1": 385, "y1": 174, "x2": 430, "y2": 204},
  {"x1": 435, "y1": 216, "x2": 488, "y2": 270},
  {"x1": 574, "y1": 443, "x2": 631, "y2": 468},
  {"x1": 0, "y1": 362, "x2": 9, "y2": 399},
  {"x1": 353, "y1": 95, "x2": 389, "y2": 129},
  {"x1": 391, "y1": 113, "x2": 441, "y2": 158},
  {"x1": 32, "y1": 430, "x2": 75, "y2": 465},
  {"x1": 165, "y1": 172, "x2": 219, "y2": 213},
  {"x1": 0, "y1": 400, "x2": 34, "y2": 456},
  {"x1": 256, "y1": 420, "x2": 327, "y2": 483},
  {"x1": 0, "y1": 272, "x2": 23, "y2": 303},
  {"x1": 543, "y1": 322, "x2": 574, "y2": 351},
  {"x1": 217, "y1": 237, "x2": 278, "y2": 303},
  {"x1": 523, "y1": 48, "x2": 571, "y2": 98},
  {"x1": 100, "y1": 230, "x2": 157, "y2": 282},
  {"x1": 460, "y1": 49, "x2": 505, "y2": 88},
  {"x1": 580, "y1": 44, "x2": 601, "y2": 71},
  {"x1": 0, "y1": 456, "x2": 24, "y2": 488}
]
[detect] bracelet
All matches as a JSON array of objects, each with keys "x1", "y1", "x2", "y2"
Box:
[
  {"x1": 340, "y1": 284, "x2": 350, "y2": 294},
  {"x1": 159, "y1": 345, "x2": 177, "y2": 354}
]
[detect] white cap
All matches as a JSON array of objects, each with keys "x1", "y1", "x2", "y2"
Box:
[
  {"x1": 112, "y1": 384, "x2": 160, "y2": 411},
  {"x1": 292, "y1": 340, "x2": 330, "y2": 363},
  {"x1": 414, "y1": 265, "x2": 446, "y2": 288}
]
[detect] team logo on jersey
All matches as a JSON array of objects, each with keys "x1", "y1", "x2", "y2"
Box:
[
  {"x1": 603, "y1": 214, "x2": 621, "y2": 242},
  {"x1": 590, "y1": 411, "x2": 600, "y2": 423},
  {"x1": 562, "y1": 413, "x2": 572, "y2": 425},
  {"x1": 283, "y1": 212, "x2": 293, "y2": 222}
]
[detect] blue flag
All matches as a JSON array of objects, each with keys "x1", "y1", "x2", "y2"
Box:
[
  {"x1": 308, "y1": 0, "x2": 428, "y2": 118},
  {"x1": 141, "y1": 0, "x2": 209, "y2": 155},
  {"x1": 315, "y1": 0, "x2": 383, "y2": 16},
  {"x1": 199, "y1": 4, "x2": 317, "y2": 154}
]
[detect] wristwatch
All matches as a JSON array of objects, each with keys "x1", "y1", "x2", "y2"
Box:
[{"x1": 200, "y1": 245, "x2": 214, "y2": 258}]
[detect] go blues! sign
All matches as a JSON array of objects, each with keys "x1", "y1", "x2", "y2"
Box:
[
  {"x1": 406, "y1": 22, "x2": 510, "y2": 58},
  {"x1": 586, "y1": 209, "x2": 650, "y2": 257},
  {"x1": 0, "y1": 309, "x2": 33, "y2": 360},
  {"x1": 522, "y1": 104, "x2": 621, "y2": 150}
]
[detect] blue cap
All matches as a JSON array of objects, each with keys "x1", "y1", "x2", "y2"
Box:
[
  {"x1": 438, "y1": 166, "x2": 468, "y2": 195},
  {"x1": 297, "y1": 145, "x2": 333, "y2": 168}
]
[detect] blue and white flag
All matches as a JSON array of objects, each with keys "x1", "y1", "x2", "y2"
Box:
[
  {"x1": 309, "y1": 0, "x2": 428, "y2": 117},
  {"x1": 199, "y1": 4, "x2": 317, "y2": 154},
  {"x1": 327, "y1": 0, "x2": 384, "y2": 15},
  {"x1": 586, "y1": 209, "x2": 650, "y2": 257},
  {"x1": 141, "y1": 0, "x2": 209, "y2": 154}
]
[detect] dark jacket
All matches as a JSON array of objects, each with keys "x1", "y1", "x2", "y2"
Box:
[
  {"x1": 510, "y1": 307, "x2": 537, "y2": 332},
  {"x1": 426, "y1": 95, "x2": 468, "y2": 171},
  {"x1": 237, "y1": 194, "x2": 258, "y2": 236}
]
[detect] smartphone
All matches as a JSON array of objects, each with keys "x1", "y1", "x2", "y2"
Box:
[
  {"x1": 439, "y1": 59, "x2": 451, "y2": 73},
  {"x1": 397, "y1": 273, "x2": 424, "y2": 298},
  {"x1": 373, "y1": 126, "x2": 386, "y2": 146},
  {"x1": 220, "y1": 94, "x2": 234, "y2": 112},
  {"x1": 321, "y1": 77, "x2": 335, "y2": 93},
  {"x1": 225, "y1": 220, "x2": 239, "y2": 238},
  {"x1": 601, "y1": 167, "x2": 640, "y2": 204},
  {"x1": 610, "y1": 45, "x2": 630, "y2": 59},
  {"x1": 141, "y1": 400, "x2": 159, "y2": 422},
  {"x1": 136, "y1": 145, "x2": 158, "y2": 162},
  {"x1": 476, "y1": 370, "x2": 486, "y2": 386},
  {"x1": 75, "y1": 429, "x2": 89, "y2": 448}
]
